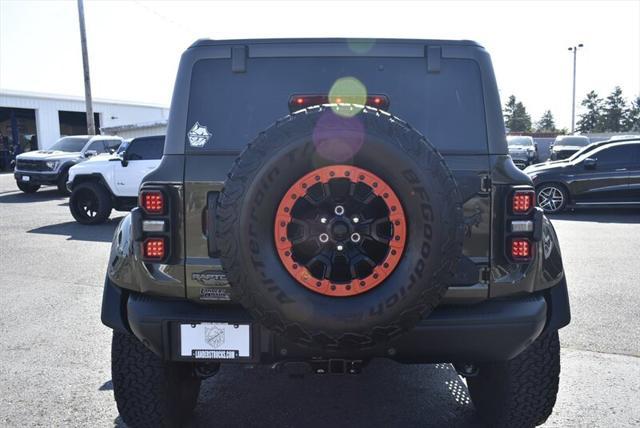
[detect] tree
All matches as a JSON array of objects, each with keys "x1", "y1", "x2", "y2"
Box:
[
  {"x1": 623, "y1": 96, "x2": 640, "y2": 132},
  {"x1": 600, "y1": 86, "x2": 627, "y2": 132},
  {"x1": 503, "y1": 95, "x2": 532, "y2": 132},
  {"x1": 576, "y1": 90, "x2": 603, "y2": 133},
  {"x1": 536, "y1": 110, "x2": 557, "y2": 132}
]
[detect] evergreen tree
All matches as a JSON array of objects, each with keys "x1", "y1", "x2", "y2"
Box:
[
  {"x1": 623, "y1": 96, "x2": 640, "y2": 132},
  {"x1": 576, "y1": 90, "x2": 603, "y2": 133},
  {"x1": 601, "y1": 86, "x2": 627, "y2": 132},
  {"x1": 536, "y1": 110, "x2": 557, "y2": 132},
  {"x1": 503, "y1": 95, "x2": 532, "y2": 132}
]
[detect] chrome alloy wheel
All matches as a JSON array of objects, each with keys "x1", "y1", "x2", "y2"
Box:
[{"x1": 537, "y1": 186, "x2": 565, "y2": 213}]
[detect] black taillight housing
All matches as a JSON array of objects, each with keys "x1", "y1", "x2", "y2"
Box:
[{"x1": 136, "y1": 186, "x2": 172, "y2": 262}]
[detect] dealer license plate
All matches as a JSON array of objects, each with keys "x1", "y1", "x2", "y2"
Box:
[
  {"x1": 21, "y1": 176, "x2": 30, "y2": 182},
  {"x1": 180, "y1": 322, "x2": 250, "y2": 360}
]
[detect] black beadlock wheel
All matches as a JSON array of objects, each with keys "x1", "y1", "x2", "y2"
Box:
[
  {"x1": 217, "y1": 105, "x2": 465, "y2": 350},
  {"x1": 69, "y1": 181, "x2": 112, "y2": 225},
  {"x1": 467, "y1": 331, "x2": 561, "y2": 428},
  {"x1": 111, "y1": 331, "x2": 201, "y2": 428}
]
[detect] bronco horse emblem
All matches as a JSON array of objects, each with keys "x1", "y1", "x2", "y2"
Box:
[
  {"x1": 204, "y1": 325, "x2": 225, "y2": 349},
  {"x1": 187, "y1": 122, "x2": 212, "y2": 147}
]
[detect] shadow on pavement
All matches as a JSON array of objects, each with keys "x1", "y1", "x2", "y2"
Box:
[
  {"x1": 187, "y1": 361, "x2": 482, "y2": 428},
  {"x1": 549, "y1": 207, "x2": 640, "y2": 224},
  {"x1": 0, "y1": 188, "x2": 65, "y2": 203},
  {"x1": 27, "y1": 218, "x2": 123, "y2": 242}
]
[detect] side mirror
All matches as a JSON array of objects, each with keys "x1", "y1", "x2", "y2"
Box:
[
  {"x1": 583, "y1": 158, "x2": 596, "y2": 169},
  {"x1": 85, "y1": 150, "x2": 97, "y2": 158}
]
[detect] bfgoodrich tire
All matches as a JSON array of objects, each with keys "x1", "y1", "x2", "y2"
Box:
[
  {"x1": 112, "y1": 331, "x2": 201, "y2": 428},
  {"x1": 467, "y1": 331, "x2": 561, "y2": 428},
  {"x1": 69, "y1": 181, "x2": 112, "y2": 224},
  {"x1": 217, "y1": 105, "x2": 464, "y2": 351}
]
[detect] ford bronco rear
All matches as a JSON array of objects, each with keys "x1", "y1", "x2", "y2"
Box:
[{"x1": 101, "y1": 38, "x2": 570, "y2": 428}]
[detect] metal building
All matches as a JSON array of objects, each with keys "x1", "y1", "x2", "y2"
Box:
[{"x1": 0, "y1": 89, "x2": 168, "y2": 170}]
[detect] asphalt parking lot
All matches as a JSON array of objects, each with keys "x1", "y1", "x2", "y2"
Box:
[{"x1": 0, "y1": 173, "x2": 639, "y2": 427}]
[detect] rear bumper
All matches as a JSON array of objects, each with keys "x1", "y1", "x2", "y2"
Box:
[
  {"x1": 14, "y1": 171, "x2": 59, "y2": 185},
  {"x1": 103, "y1": 277, "x2": 570, "y2": 364}
]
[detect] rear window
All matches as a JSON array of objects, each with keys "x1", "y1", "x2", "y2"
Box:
[
  {"x1": 126, "y1": 136, "x2": 165, "y2": 160},
  {"x1": 556, "y1": 136, "x2": 590, "y2": 146},
  {"x1": 186, "y1": 57, "x2": 488, "y2": 154}
]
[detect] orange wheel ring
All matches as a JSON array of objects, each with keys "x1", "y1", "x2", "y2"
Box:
[{"x1": 274, "y1": 165, "x2": 406, "y2": 297}]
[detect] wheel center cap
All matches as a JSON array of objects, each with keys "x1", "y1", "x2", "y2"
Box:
[{"x1": 331, "y1": 221, "x2": 349, "y2": 241}]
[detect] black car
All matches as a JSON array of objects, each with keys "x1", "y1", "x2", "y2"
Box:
[{"x1": 527, "y1": 139, "x2": 640, "y2": 212}]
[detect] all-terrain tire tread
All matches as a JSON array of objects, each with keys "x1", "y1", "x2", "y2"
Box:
[
  {"x1": 468, "y1": 331, "x2": 561, "y2": 428},
  {"x1": 111, "y1": 331, "x2": 200, "y2": 428},
  {"x1": 217, "y1": 105, "x2": 464, "y2": 350}
]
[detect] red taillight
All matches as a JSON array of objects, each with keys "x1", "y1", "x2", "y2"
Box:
[
  {"x1": 512, "y1": 190, "x2": 535, "y2": 214},
  {"x1": 143, "y1": 238, "x2": 165, "y2": 260},
  {"x1": 140, "y1": 190, "x2": 164, "y2": 214},
  {"x1": 511, "y1": 238, "x2": 532, "y2": 260}
]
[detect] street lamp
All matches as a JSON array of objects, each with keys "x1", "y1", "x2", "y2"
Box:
[{"x1": 568, "y1": 43, "x2": 584, "y2": 134}]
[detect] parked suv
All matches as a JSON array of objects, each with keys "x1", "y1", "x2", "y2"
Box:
[
  {"x1": 101, "y1": 39, "x2": 570, "y2": 428},
  {"x1": 13, "y1": 135, "x2": 123, "y2": 195},
  {"x1": 507, "y1": 135, "x2": 538, "y2": 168},
  {"x1": 549, "y1": 135, "x2": 590, "y2": 160},
  {"x1": 67, "y1": 135, "x2": 164, "y2": 224}
]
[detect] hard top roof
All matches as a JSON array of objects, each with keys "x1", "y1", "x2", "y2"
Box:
[{"x1": 190, "y1": 37, "x2": 482, "y2": 49}]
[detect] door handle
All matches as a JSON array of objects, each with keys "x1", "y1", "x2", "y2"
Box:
[{"x1": 615, "y1": 168, "x2": 627, "y2": 171}]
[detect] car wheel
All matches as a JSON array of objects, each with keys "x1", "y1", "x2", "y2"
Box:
[
  {"x1": 16, "y1": 181, "x2": 40, "y2": 193},
  {"x1": 57, "y1": 169, "x2": 71, "y2": 196},
  {"x1": 536, "y1": 183, "x2": 567, "y2": 213},
  {"x1": 69, "y1": 181, "x2": 113, "y2": 224},
  {"x1": 467, "y1": 331, "x2": 561, "y2": 428},
  {"x1": 217, "y1": 104, "x2": 465, "y2": 351},
  {"x1": 112, "y1": 331, "x2": 201, "y2": 428}
]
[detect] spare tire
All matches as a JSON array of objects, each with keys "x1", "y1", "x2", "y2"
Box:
[{"x1": 217, "y1": 105, "x2": 464, "y2": 350}]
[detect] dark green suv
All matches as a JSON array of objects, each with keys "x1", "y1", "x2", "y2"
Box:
[{"x1": 101, "y1": 38, "x2": 570, "y2": 428}]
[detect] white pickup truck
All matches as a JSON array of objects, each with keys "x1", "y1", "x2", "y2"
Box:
[{"x1": 67, "y1": 135, "x2": 165, "y2": 224}]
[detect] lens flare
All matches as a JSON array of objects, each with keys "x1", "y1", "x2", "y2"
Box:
[
  {"x1": 312, "y1": 110, "x2": 365, "y2": 163},
  {"x1": 347, "y1": 39, "x2": 376, "y2": 55},
  {"x1": 328, "y1": 77, "x2": 367, "y2": 118}
]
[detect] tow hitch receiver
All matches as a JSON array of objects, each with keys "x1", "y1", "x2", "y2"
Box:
[{"x1": 272, "y1": 359, "x2": 364, "y2": 376}]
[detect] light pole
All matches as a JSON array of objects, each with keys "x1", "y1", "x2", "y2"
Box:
[
  {"x1": 568, "y1": 43, "x2": 583, "y2": 134},
  {"x1": 77, "y1": 0, "x2": 95, "y2": 135}
]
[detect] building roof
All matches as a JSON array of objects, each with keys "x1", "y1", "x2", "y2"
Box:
[
  {"x1": 0, "y1": 88, "x2": 168, "y2": 109},
  {"x1": 101, "y1": 119, "x2": 168, "y2": 133}
]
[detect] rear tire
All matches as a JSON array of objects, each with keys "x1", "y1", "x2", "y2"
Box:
[
  {"x1": 467, "y1": 331, "x2": 561, "y2": 428},
  {"x1": 16, "y1": 181, "x2": 40, "y2": 193},
  {"x1": 112, "y1": 331, "x2": 201, "y2": 428},
  {"x1": 69, "y1": 181, "x2": 112, "y2": 224}
]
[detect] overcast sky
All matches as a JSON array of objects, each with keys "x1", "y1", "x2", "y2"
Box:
[{"x1": 1, "y1": 0, "x2": 639, "y2": 130}]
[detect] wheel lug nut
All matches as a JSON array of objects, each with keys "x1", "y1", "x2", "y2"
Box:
[
  {"x1": 319, "y1": 233, "x2": 329, "y2": 243},
  {"x1": 334, "y1": 205, "x2": 345, "y2": 216},
  {"x1": 336, "y1": 244, "x2": 344, "y2": 251},
  {"x1": 350, "y1": 233, "x2": 361, "y2": 243},
  {"x1": 320, "y1": 217, "x2": 327, "y2": 224}
]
